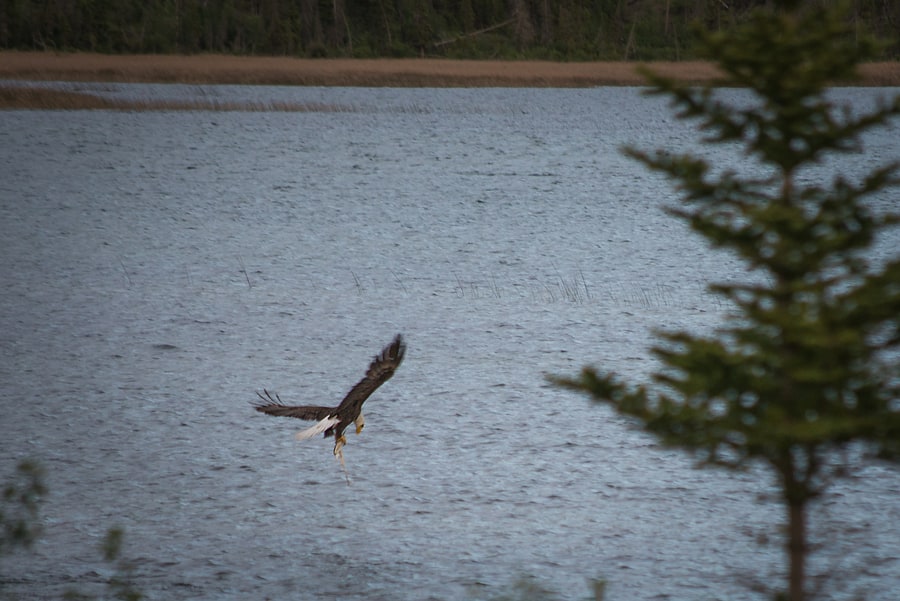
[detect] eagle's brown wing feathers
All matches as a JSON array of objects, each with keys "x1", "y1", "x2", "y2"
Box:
[
  {"x1": 336, "y1": 334, "x2": 406, "y2": 413},
  {"x1": 252, "y1": 389, "x2": 334, "y2": 421},
  {"x1": 251, "y1": 334, "x2": 405, "y2": 421}
]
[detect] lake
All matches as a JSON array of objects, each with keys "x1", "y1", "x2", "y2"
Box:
[{"x1": 1, "y1": 84, "x2": 898, "y2": 600}]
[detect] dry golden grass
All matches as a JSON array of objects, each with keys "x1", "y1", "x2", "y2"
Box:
[
  {"x1": 0, "y1": 85, "x2": 347, "y2": 111},
  {"x1": 856, "y1": 62, "x2": 900, "y2": 86},
  {"x1": 2, "y1": 52, "x2": 897, "y2": 110},
  {"x1": 0, "y1": 52, "x2": 730, "y2": 87}
]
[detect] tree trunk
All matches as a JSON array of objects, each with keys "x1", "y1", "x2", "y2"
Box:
[{"x1": 787, "y1": 498, "x2": 807, "y2": 601}]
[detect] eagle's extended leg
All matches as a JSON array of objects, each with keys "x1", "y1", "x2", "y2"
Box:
[
  {"x1": 333, "y1": 435, "x2": 347, "y2": 466},
  {"x1": 333, "y1": 435, "x2": 351, "y2": 485}
]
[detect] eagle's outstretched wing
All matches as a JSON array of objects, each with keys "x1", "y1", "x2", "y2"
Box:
[
  {"x1": 251, "y1": 334, "x2": 406, "y2": 420},
  {"x1": 252, "y1": 389, "x2": 334, "y2": 421},
  {"x1": 336, "y1": 334, "x2": 406, "y2": 412}
]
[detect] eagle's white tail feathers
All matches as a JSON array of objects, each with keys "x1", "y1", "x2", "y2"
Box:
[{"x1": 295, "y1": 416, "x2": 340, "y2": 441}]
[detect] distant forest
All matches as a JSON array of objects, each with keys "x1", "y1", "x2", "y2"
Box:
[{"x1": 2, "y1": 0, "x2": 899, "y2": 60}]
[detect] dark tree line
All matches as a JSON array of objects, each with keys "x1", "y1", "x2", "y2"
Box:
[{"x1": 1, "y1": 0, "x2": 898, "y2": 60}]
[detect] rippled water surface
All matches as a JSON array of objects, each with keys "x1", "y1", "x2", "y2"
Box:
[{"x1": 1, "y1": 85, "x2": 899, "y2": 601}]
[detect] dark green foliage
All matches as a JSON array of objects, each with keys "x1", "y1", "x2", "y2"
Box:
[
  {"x1": 2, "y1": 461, "x2": 142, "y2": 600},
  {"x1": 1, "y1": 0, "x2": 898, "y2": 59},
  {"x1": 100, "y1": 528, "x2": 144, "y2": 601},
  {"x1": 0, "y1": 459, "x2": 45, "y2": 555},
  {"x1": 555, "y1": 3, "x2": 899, "y2": 600},
  {"x1": 61, "y1": 527, "x2": 144, "y2": 601}
]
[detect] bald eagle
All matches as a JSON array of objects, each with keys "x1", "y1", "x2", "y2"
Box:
[{"x1": 252, "y1": 334, "x2": 405, "y2": 462}]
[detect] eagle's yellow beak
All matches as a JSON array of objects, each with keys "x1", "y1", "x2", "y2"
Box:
[{"x1": 354, "y1": 413, "x2": 365, "y2": 435}]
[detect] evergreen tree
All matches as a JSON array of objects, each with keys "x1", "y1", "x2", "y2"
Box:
[{"x1": 555, "y1": 4, "x2": 900, "y2": 600}]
